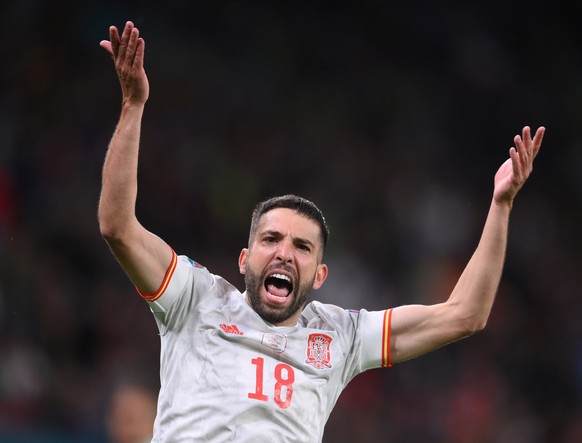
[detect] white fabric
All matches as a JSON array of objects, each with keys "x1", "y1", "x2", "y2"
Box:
[{"x1": 147, "y1": 255, "x2": 387, "y2": 443}]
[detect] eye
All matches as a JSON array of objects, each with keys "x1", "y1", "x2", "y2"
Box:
[
  {"x1": 297, "y1": 243, "x2": 311, "y2": 252},
  {"x1": 264, "y1": 236, "x2": 278, "y2": 244}
]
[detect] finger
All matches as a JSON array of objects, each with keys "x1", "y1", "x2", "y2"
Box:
[
  {"x1": 509, "y1": 146, "x2": 523, "y2": 182},
  {"x1": 509, "y1": 147, "x2": 519, "y2": 177},
  {"x1": 513, "y1": 134, "x2": 528, "y2": 165},
  {"x1": 521, "y1": 126, "x2": 532, "y2": 145},
  {"x1": 117, "y1": 21, "x2": 134, "y2": 65},
  {"x1": 109, "y1": 26, "x2": 120, "y2": 59},
  {"x1": 521, "y1": 126, "x2": 534, "y2": 161},
  {"x1": 99, "y1": 40, "x2": 113, "y2": 56},
  {"x1": 531, "y1": 126, "x2": 545, "y2": 158},
  {"x1": 133, "y1": 38, "x2": 146, "y2": 70},
  {"x1": 126, "y1": 27, "x2": 140, "y2": 67}
]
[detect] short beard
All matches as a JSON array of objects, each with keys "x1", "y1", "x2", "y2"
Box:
[{"x1": 244, "y1": 263, "x2": 314, "y2": 325}]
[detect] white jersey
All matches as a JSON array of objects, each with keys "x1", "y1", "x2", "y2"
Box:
[{"x1": 142, "y1": 251, "x2": 392, "y2": 443}]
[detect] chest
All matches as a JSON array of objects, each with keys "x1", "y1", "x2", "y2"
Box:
[{"x1": 163, "y1": 299, "x2": 347, "y2": 413}]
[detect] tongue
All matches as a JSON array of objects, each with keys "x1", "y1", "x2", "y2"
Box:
[{"x1": 267, "y1": 284, "x2": 290, "y2": 298}]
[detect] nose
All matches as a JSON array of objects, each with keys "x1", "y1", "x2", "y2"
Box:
[{"x1": 275, "y1": 239, "x2": 294, "y2": 263}]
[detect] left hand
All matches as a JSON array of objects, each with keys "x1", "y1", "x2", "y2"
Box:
[{"x1": 493, "y1": 126, "x2": 545, "y2": 204}]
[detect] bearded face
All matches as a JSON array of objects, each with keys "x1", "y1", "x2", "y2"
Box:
[
  {"x1": 238, "y1": 208, "x2": 328, "y2": 327},
  {"x1": 244, "y1": 261, "x2": 316, "y2": 325}
]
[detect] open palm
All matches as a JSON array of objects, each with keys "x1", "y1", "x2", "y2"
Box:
[
  {"x1": 493, "y1": 126, "x2": 545, "y2": 203},
  {"x1": 100, "y1": 21, "x2": 149, "y2": 104}
]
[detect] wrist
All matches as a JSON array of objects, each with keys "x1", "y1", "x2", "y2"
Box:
[
  {"x1": 491, "y1": 196, "x2": 513, "y2": 212},
  {"x1": 121, "y1": 97, "x2": 147, "y2": 109}
]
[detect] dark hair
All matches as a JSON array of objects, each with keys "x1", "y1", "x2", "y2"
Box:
[{"x1": 249, "y1": 194, "x2": 329, "y2": 254}]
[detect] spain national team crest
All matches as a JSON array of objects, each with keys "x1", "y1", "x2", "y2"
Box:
[{"x1": 305, "y1": 333, "x2": 332, "y2": 369}]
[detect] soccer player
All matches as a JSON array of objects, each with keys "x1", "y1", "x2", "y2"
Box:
[{"x1": 98, "y1": 21, "x2": 545, "y2": 442}]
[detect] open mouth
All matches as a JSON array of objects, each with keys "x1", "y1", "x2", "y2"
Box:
[{"x1": 264, "y1": 273, "x2": 294, "y2": 298}]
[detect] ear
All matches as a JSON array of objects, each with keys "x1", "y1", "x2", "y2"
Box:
[
  {"x1": 238, "y1": 248, "x2": 248, "y2": 274},
  {"x1": 312, "y1": 263, "x2": 328, "y2": 290}
]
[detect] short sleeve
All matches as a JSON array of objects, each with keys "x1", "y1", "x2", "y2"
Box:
[
  {"x1": 139, "y1": 252, "x2": 190, "y2": 314},
  {"x1": 303, "y1": 302, "x2": 393, "y2": 376},
  {"x1": 357, "y1": 308, "x2": 393, "y2": 370}
]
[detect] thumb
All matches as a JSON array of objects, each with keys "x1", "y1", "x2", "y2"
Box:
[{"x1": 100, "y1": 40, "x2": 113, "y2": 55}]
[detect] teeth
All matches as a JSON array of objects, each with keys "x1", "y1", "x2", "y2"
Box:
[{"x1": 270, "y1": 273, "x2": 290, "y2": 282}]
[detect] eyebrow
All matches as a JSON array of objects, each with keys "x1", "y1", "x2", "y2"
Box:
[{"x1": 261, "y1": 230, "x2": 316, "y2": 249}]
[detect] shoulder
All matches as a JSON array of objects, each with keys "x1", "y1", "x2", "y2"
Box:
[
  {"x1": 301, "y1": 301, "x2": 388, "y2": 337},
  {"x1": 150, "y1": 255, "x2": 242, "y2": 325},
  {"x1": 177, "y1": 255, "x2": 238, "y2": 293},
  {"x1": 301, "y1": 301, "x2": 357, "y2": 330}
]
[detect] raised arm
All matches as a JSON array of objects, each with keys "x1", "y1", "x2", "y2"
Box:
[
  {"x1": 98, "y1": 21, "x2": 172, "y2": 295},
  {"x1": 389, "y1": 126, "x2": 545, "y2": 364}
]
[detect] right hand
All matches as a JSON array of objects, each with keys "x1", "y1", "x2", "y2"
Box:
[{"x1": 100, "y1": 21, "x2": 149, "y2": 105}]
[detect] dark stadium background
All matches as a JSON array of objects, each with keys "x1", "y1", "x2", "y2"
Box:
[{"x1": 1, "y1": 1, "x2": 581, "y2": 442}]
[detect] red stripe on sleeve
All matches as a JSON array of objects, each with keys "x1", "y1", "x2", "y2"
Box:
[
  {"x1": 382, "y1": 308, "x2": 393, "y2": 367},
  {"x1": 138, "y1": 250, "x2": 177, "y2": 302}
]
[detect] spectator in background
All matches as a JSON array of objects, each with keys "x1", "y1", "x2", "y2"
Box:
[{"x1": 106, "y1": 383, "x2": 157, "y2": 443}]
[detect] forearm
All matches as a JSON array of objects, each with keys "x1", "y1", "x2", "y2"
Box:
[
  {"x1": 390, "y1": 126, "x2": 544, "y2": 363},
  {"x1": 447, "y1": 198, "x2": 512, "y2": 331},
  {"x1": 98, "y1": 101, "x2": 145, "y2": 238},
  {"x1": 97, "y1": 22, "x2": 174, "y2": 294},
  {"x1": 390, "y1": 198, "x2": 512, "y2": 362}
]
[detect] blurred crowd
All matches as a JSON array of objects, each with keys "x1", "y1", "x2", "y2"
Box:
[{"x1": 1, "y1": 1, "x2": 581, "y2": 442}]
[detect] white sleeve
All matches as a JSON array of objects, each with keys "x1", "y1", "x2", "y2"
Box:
[
  {"x1": 306, "y1": 302, "x2": 393, "y2": 375},
  {"x1": 139, "y1": 252, "x2": 191, "y2": 315},
  {"x1": 357, "y1": 308, "x2": 393, "y2": 370},
  {"x1": 139, "y1": 250, "x2": 242, "y2": 334}
]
